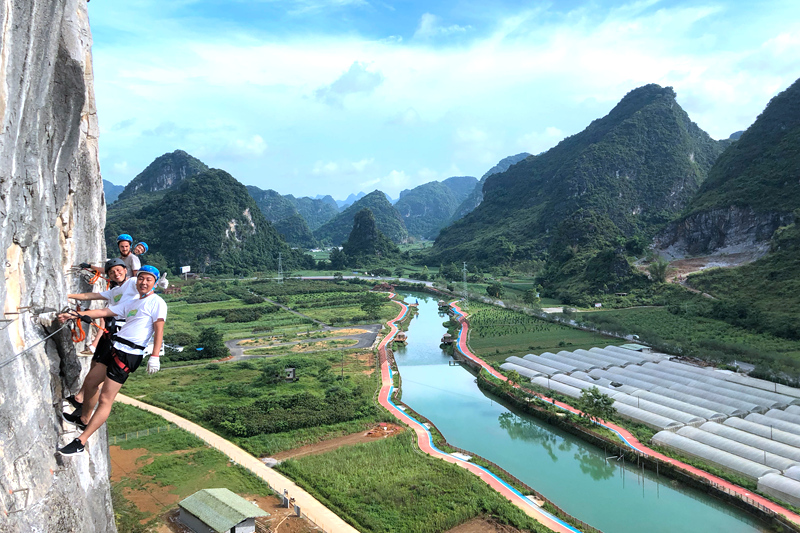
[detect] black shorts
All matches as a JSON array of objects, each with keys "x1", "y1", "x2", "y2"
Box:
[
  {"x1": 92, "y1": 322, "x2": 122, "y2": 363},
  {"x1": 97, "y1": 346, "x2": 143, "y2": 385}
]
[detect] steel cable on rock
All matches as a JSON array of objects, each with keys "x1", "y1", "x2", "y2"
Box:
[{"x1": 0, "y1": 322, "x2": 72, "y2": 370}]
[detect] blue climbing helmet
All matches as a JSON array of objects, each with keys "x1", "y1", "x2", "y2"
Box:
[
  {"x1": 134, "y1": 241, "x2": 149, "y2": 254},
  {"x1": 137, "y1": 265, "x2": 160, "y2": 280},
  {"x1": 117, "y1": 233, "x2": 133, "y2": 244}
]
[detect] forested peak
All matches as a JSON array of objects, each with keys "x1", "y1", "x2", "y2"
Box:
[
  {"x1": 342, "y1": 208, "x2": 399, "y2": 259},
  {"x1": 686, "y1": 76, "x2": 800, "y2": 215},
  {"x1": 118, "y1": 149, "x2": 208, "y2": 200},
  {"x1": 314, "y1": 189, "x2": 407, "y2": 245}
]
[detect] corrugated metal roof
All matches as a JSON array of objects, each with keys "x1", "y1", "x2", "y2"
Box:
[{"x1": 179, "y1": 488, "x2": 269, "y2": 533}]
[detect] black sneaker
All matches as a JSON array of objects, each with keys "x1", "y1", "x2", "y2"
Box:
[
  {"x1": 62, "y1": 410, "x2": 87, "y2": 431},
  {"x1": 58, "y1": 438, "x2": 85, "y2": 456},
  {"x1": 66, "y1": 395, "x2": 82, "y2": 410}
]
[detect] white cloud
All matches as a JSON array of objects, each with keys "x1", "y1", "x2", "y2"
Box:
[
  {"x1": 113, "y1": 161, "x2": 131, "y2": 175},
  {"x1": 385, "y1": 170, "x2": 410, "y2": 188},
  {"x1": 414, "y1": 13, "x2": 471, "y2": 39},
  {"x1": 199, "y1": 135, "x2": 267, "y2": 160},
  {"x1": 517, "y1": 127, "x2": 564, "y2": 154},
  {"x1": 388, "y1": 107, "x2": 421, "y2": 126},
  {"x1": 315, "y1": 61, "x2": 384, "y2": 107}
]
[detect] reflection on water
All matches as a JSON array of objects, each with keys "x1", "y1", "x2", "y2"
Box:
[
  {"x1": 393, "y1": 292, "x2": 769, "y2": 533},
  {"x1": 498, "y1": 412, "x2": 561, "y2": 463}
]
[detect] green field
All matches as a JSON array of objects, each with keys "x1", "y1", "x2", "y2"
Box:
[
  {"x1": 277, "y1": 432, "x2": 550, "y2": 533},
  {"x1": 580, "y1": 307, "x2": 800, "y2": 375},
  {"x1": 108, "y1": 403, "x2": 272, "y2": 533},
  {"x1": 465, "y1": 302, "x2": 622, "y2": 364},
  {"x1": 125, "y1": 351, "x2": 385, "y2": 456}
]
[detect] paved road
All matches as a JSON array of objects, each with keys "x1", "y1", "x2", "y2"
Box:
[
  {"x1": 116, "y1": 394, "x2": 360, "y2": 533},
  {"x1": 376, "y1": 297, "x2": 578, "y2": 533},
  {"x1": 449, "y1": 302, "x2": 800, "y2": 528}
]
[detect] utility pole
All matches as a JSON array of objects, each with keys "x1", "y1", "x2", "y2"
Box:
[
  {"x1": 462, "y1": 261, "x2": 468, "y2": 310},
  {"x1": 278, "y1": 252, "x2": 283, "y2": 284}
]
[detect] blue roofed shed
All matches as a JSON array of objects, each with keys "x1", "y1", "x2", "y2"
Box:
[{"x1": 179, "y1": 488, "x2": 269, "y2": 533}]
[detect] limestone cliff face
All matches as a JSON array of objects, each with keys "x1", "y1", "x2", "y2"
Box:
[
  {"x1": 653, "y1": 207, "x2": 794, "y2": 260},
  {"x1": 0, "y1": 1, "x2": 115, "y2": 531}
]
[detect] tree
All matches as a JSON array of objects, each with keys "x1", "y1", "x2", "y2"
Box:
[
  {"x1": 523, "y1": 288, "x2": 540, "y2": 306},
  {"x1": 487, "y1": 282, "x2": 504, "y2": 298},
  {"x1": 360, "y1": 291, "x2": 385, "y2": 319},
  {"x1": 578, "y1": 386, "x2": 616, "y2": 422},
  {"x1": 195, "y1": 327, "x2": 227, "y2": 359},
  {"x1": 648, "y1": 256, "x2": 671, "y2": 283},
  {"x1": 394, "y1": 267, "x2": 404, "y2": 278},
  {"x1": 506, "y1": 370, "x2": 521, "y2": 388},
  {"x1": 329, "y1": 247, "x2": 348, "y2": 270}
]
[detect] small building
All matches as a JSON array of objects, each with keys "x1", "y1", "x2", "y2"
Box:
[
  {"x1": 394, "y1": 332, "x2": 407, "y2": 344},
  {"x1": 437, "y1": 300, "x2": 448, "y2": 309},
  {"x1": 620, "y1": 343, "x2": 652, "y2": 354},
  {"x1": 179, "y1": 488, "x2": 269, "y2": 533},
  {"x1": 594, "y1": 303, "x2": 602, "y2": 308},
  {"x1": 441, "y1": 333, "x2": 454, "y2": 345},
  {"x1": 284, "y1": 367, "x2": 297, "y2": 381}
]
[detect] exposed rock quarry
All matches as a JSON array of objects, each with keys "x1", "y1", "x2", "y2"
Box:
[
  {"x1": 654, "y1": 206, "x2": 794, "y2": 260},
  {"x1": 0, "y1": 0, "x2": 115, "y2": 531}
]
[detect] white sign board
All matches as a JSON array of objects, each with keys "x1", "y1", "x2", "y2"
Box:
[{"x1": 180, "y1": 266, "x2": 191, "y2": 274}]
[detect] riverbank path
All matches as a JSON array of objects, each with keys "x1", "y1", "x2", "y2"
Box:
[
  {"x1": 449, "y1": 302, "x2": 800, "y2": 528},
  {"x1": 376, "y1": 296, "x2": 580, "y2": 533},
  {"x1": 115, "y1": 394, "x2": 359, "y2": 533}
]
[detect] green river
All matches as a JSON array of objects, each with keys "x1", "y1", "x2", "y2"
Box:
[{"x1": 393, "y1": 292, "x2": 769, "y2": 533}]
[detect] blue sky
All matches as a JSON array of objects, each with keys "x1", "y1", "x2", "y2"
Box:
[{"x1": 89, "y1": 0, "x2": 800, "y2": 200}]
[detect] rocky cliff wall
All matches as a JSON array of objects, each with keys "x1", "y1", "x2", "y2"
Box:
[
  {"x1": 654, "y1": 207, "x2": 794, "y2": 260},
  {"x1": 0, "y1": 0, "x2": 114, "y2": 531}
]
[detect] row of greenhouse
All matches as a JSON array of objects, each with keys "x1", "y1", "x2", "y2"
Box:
[{"x1": 500, "y1": 345, "x2": 800, "y2": 508}]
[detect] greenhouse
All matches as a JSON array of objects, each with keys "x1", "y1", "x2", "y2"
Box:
[
  {"x1": 630, "y1": 390, "x2": 726, "y2": 421},
  {"x1": 613, "y1": 402, "x2": 682, "y2": 431},
  {"x1": 499, "y1": 362, "x2": 542, "y2": 380},
  {"x1": 522, "y1": 354, "x2": 582, "y2": 373},
  {"x1": 587, "y1": 368, "x2": 664, "y2": 391},
  {"x1": 602, "y1": 345, "x2": 663, "y2": 363},
  {"x1": 530, "y1": 376, "x2": 582, "y2": 399},
  {"x1": 785, "y1": 466, "x2": 800, "y2": 481},
  {"x1": 675, "y1": 426, "x2": 799, "y2": 471},
  {"x1": 699, "y1": 422, "x2": 800, "y2": 462},
  {"x1": 765, "y1": 409, "x2": 800, "y2": 426},
  {"x1": 538, "y1": 352, "x2": 601, "y2": 371},
  {"x1": 723, "y1": 417, "x2": 800, "y2": 448},
  {"x1": 745, "y1": 413, "x2": 800, "y2": 437},
  {"x1": 574, "y1": 348, "x2": 633, "y2": 367},
  {"x1": 553, "y1": 350, "x2": 610, "y2": 369},
  {"x1": 651, "y1": 431, "x2": 780, "y2": 482},
  {"x1": 757, "y1": 473, "x2": 800, "y2": 508},
  {"x1": 611, "y1": 394, "x2": 705, "y2": 426},
  {"x1": 650, "y1": 387, "x2": 747, "y2": 417},
  {"x1": 723, "y1": 372, "x2": 800, "y2": 400},
  {"x1": 505, "y1": 356, "x2": 564, "y2": 376},
  {"x1": 570, "y1": 371, "x2": 639, "y2": 394},
  {"x1": 589, "y1": 347, "x2": 646, "y2": 365},
  {"x1": 787, "y1": 405, "x2": 800, "y2": 415},
  {"x1": 668, "y1": 384, "x2": 766, "y2": 414}
]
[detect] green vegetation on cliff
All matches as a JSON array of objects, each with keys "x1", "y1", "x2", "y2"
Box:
[
  {"x1": 314, "y1": 190, "x2": 408, "y2": 245},
  {"x1": 110, "y1": 169, "x2": 309, "y2": 275},
  {"x1": 341, "y1": 208, "x2": 400, "y2": 262},
  {"x1": 433, "y1": 84, "x2": 725, "y2": 297},
  {"x1": 685, "y1": 77, "x2": 800, "y2": 215}
]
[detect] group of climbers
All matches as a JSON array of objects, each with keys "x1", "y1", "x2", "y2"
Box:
[{"x1": 58, "y1": 234, "x2": 168, "y2": 456}]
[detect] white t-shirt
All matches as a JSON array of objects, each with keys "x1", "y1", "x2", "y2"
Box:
[
  {"x1": 99, "y1": 278, "x2": 139, "y2": 318},
  {"x1": 108, "y1": 293, "x2": 167, "y2": 355},
  {"x1": 120, "y1": 253, "x2": 141, "y2": 277}
]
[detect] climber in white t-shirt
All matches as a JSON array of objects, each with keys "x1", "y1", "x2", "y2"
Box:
[{"x1": 57, "y1": 265, "x2": 167, "y2": 456}]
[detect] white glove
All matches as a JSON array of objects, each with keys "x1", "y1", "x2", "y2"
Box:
[
  {"x1": 147, "y1": 356, "x2": 160, "y2": 374},
  {"x1": 157, "y1": 272, "x2": 169, "y2": 290}
]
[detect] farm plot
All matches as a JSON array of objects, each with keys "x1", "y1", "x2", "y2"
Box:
[{"x1": 466, "y1": 302, "x2": 621, "y2": 365}]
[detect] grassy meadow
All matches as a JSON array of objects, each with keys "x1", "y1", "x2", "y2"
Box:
[
  {"x1": 465, "y1": 302, "x2": 623, "y2": 365},
  {"x1": 277, "y1": 432, "x2": 551, "y2": 533}
]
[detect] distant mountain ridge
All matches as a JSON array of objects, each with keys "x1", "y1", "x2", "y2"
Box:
[
  {"x1": 449, "y1": 153, "x2": 531, "y2": 224},
  {"x1": 103, "y1": 179, "x2": 125, "y2": 204},
  {"x1": 117, "y1": 150, "x2": 208, "y2": 201},
  {"x1": 314, "y1": 190, "x2": 408, "y2": 245},
  {"x1": 108, "y1": 169, "x2": 304, "y2": 274},
  {"x1": 433, "y1": 84, "x2": 726, "y2": 295},
  {"x1": 656, "y1": 77, "x2": 800, "y2": 259},
  {"x1": 394, "y1": 176, "x2": 478, "y2": 239}
]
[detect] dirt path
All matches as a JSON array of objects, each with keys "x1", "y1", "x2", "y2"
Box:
[
  {"x1": 270, "y1": 423, "x2": 404, "y2": 461},
  {"x1": 115, "y1": 395, "x2": 360, "y2": 533},
  {"x1": 448, "y1": 302, "x2": 800, "y2": 529}
]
